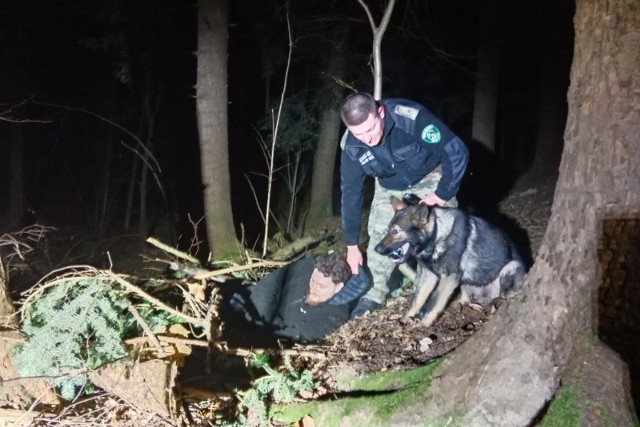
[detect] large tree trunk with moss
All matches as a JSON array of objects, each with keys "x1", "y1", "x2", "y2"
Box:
[
  {"x1": 394, "y1": 0, "x2": 640, "y2": 424},
  {"x1": 196, "y1": 0, "x2": 240, "y2": 258},
  {"x1": 306, "y1": 0, "x2": 639, "y2": 425}
]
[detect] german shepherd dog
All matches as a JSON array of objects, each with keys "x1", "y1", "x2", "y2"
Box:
[{"x1": 375, "y1": 196, "x2": 525, "y2": 328}]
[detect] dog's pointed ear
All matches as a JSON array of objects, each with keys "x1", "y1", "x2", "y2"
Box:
[
  {"x1": 416, "y1": 204, "x2": 431, "y2": 227},
  {"x1": 390, "y1": 196, "x2": 408, "y2": 211}
]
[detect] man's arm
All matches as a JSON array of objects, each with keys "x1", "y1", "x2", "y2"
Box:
[
  {"x1": 340, "y1": 149, "x2": 366, "y2": 272},
  {"x1": 244, "y1": 264, "x2": 290, "y2": 323},
  {"x1": 434, "y1": 137, "x2": 469, "y2": 201},
  {"x1": 411, "y1": 108, "x2": 469, "y2": 202}
]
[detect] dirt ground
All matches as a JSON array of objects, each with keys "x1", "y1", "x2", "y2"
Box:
[{"x1": 318, "y1": 291, "x2": 500, "y2": 374}]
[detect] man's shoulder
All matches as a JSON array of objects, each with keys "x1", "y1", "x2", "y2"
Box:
[
  {"x1": 381, "y1": 98, "x2": 428, "y2": 121},
  {"x1": 287, "y1": 257, "x2": 315, "y2": 277},
  {"x1": 341, "y1": 133, "x2": 368, "y2": 160}
]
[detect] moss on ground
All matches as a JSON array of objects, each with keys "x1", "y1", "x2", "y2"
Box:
[
  {"x1": 271, "y1": 360, "x2": 442, "y2": 426},
  {"x1": 538, "y1": 386, "x2": 582, "y2": 427}
]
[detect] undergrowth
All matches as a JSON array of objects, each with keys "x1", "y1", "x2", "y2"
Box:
[
  {"x1": 234, "y1": 354, "x2": 318, "y2": 426},
  {"x1": 13, "y1": 276, "x2": 184, "y2": 401}
]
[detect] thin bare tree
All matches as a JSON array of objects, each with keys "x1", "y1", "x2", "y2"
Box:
[
  {"x1": 260, "y1": 8, "x2": 294, "y2": 257},
  {"x1": 356, "y1": 0, "x2": 397, "y2": 99}
]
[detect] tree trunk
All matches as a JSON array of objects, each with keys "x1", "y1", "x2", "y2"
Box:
[
  {"x1": 0, "y1": 261, "x2": 16, "y2": 327},
  {"x1": 389, "y1": 0, "x2": 640, "y2": 424},
  {"x1": 308, "y1": 53, "x2": 346, "y2": 228},
  {"x1": 196, "y1": 0, "x2": 240, "y2": 258},
  {"x1": 471, "y1": 2, "x2": 500, "y2": 153},
  {"x1": 525, "y1": 1, "x2": 573, "y2": 184}
]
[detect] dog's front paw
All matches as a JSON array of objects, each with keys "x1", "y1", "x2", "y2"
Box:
[
  {"x1": 419, "y1": 314, "x2": 437, "y2": 329},
  {"x1": 400, "y1": 314, "x2": 414, "y2": 325}
]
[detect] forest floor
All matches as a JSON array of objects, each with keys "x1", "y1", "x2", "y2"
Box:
[{"x1": 1, "y1": 175, "x2": 557, "y2": 425}]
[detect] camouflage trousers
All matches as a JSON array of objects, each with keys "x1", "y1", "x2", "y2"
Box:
[{"x1": 363, "y1": 167, "x2": 458, "y2": 304}]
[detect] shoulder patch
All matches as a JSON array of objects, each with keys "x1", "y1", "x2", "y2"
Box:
[
  {"x1": 421, "y1": 124, "x2": 441, "y2": 143},
  {"x1": 394, "y1": 105, "x2": 419, "y2": 120}
]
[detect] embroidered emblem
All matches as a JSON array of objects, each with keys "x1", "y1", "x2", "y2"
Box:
[
  {"x1": 421, "y1": 124, "x2": 441, "y2": 143},
  {"x1": 394, "y1": 105, "x2": 419, "y2": 120},
  {"x1": 359, "y1": 151, "x2": 374, "y2": 165}
]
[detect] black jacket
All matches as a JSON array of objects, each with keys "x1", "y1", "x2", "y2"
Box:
[
  {"x1": 340, "y1": 98, "x2": 469, "y2": 245},
  {"x1": 237, "y1": 257, "x2": 352, "y2": 342}
]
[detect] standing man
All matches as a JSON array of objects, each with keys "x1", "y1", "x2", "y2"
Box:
[{"x1": 340, "y1": 92, "x2": 469, "y2": 317}]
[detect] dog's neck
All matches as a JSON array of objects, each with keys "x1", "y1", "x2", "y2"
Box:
[{"x1": 415, "y1": 221, "x2": 437, "y2": 259}]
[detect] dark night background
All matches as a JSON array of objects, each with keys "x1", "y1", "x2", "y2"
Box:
[{"x1": 0, "y1": 0, "x2": 574, "y2": 256}]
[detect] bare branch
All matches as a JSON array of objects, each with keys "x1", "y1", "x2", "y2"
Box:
[
  {"x1": 145, "y1": 237, "x2": 200, "y2": 264},
  {"x1": 262, "y1": 4, "x2": 294, "y2": 257},
  {"x1": 193, "y1": 260, "x2": 288, "y2": 280},
  {"x1": 0, "y1": 97, "x2": 51, "y2": 123},
  {"x1": 31, "y1": 102, "x2": 171, "y2": 219},
  {"x1": 355, "y1": 0, "x2": 397, "y2": 99}
]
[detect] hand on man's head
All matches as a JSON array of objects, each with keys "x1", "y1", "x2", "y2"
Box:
[{"x1": 346, "y1": 245, "x2": 363, "y2": 274}]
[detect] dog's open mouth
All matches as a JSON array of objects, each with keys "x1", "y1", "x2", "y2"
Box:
[{"x1": 388, "y1": 243, "x2": 410, "y2": 263}]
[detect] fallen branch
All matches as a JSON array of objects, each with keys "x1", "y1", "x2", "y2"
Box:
[
  {"x1": 193, "y1": 260, "x2": 288, "y2": 280},
  {"x1": 0, "y1": 408, "x2": 55, "y2": 423},
  {"x1": 152, "y1": 258, "x2": 225, "y2": 281},
  {"x1": 146, "y1": 237, "x2": 200, "y2": 264},
  {"x1": 105, "y1": 271, "x2": 204, "y2": 327},
  {"x1": 125, "y1": 335, "x2": 209, "y2": 348},
  {"x1": 270, "y1": 233, "x2": 330, "y2": 261},
  {"x1": 128, "y1": 305, "x2": 167, "y2": 357},
  {"x1": 125, "y1": 335, "x2": 330, "y2": 361},
  {"x1": 226, "y1": 347, "x2": 327, "y2": 360}
]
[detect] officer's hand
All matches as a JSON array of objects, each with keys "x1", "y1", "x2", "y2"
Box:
[
  {"x1": 421, "y1": 192, "x2": 446, "y2": 207},
  {"x1": 346, "y1": 245, "x2": 363, "y2": 274}
]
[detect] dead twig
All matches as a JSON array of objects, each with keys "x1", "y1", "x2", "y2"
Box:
[
  {"x1": 128, "y1": 305, "x2": 167, "y2": 357},
  {"x1": 125, "y1": 335, "x2": 209, "y2": 348},
  {"x1": 106, "y1": 271, "x2": 204, "y2": 327},
  {"x1": 146, "y1": 237, "x2": 200, "y2": 264},
  {"x1": 152, "y1": 258, "x2": 224, "y2": 281},
  {"x1": 193, "y1": 260, "x2": 288, "y2": 280}
]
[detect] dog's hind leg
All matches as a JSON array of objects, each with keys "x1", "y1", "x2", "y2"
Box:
[
  {"x1": 403, "y1": 267, "x2": 439, "y2": 323},
  {"x1": 499, "y1": 260, "x2": 525, "y2": 298},
  {"x1": 420, "y1": 274, "x2": 460, "y2": 328}
]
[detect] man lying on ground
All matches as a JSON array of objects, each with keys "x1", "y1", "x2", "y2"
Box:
[{"x1": 225, "y1": 253, "x2": 369, "y2": 343}]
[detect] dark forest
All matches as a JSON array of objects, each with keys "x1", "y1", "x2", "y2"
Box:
[
  {"x1": 1, "y1": 1, "x2": 640, "y2": 425},
  {"x1": 0, "y1": 0, "x2": 574, "y2": 251}
]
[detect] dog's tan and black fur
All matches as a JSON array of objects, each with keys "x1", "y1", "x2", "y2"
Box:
[{"x1": 375, "y1": 196, "x2": 525, "y2": 327}]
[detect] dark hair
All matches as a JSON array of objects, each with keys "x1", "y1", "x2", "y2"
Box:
[
  {"x1": 340, "y1": 92, "x2": 378, "y2": 126},
  {"x1": 314, "y1": 253, "x2": 351, "y2": 284}
]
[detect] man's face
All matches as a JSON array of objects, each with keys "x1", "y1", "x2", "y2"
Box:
[
  {"x1": 306, "y1": 268, "x2": 344, "y2": 306},
  {"x1": 347, "y1": 106, "x2": 385, "y2": 147}
]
